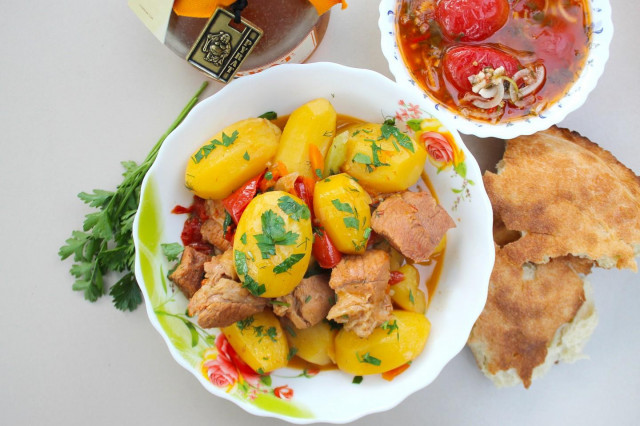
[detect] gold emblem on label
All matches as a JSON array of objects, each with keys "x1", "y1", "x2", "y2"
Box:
[{"x1": 187, "y1": 8, "x2": 262, "y2": 83}]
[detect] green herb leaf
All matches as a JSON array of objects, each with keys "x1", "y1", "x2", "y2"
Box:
[
  {"x1": 242, "y1": 275, "x2": 266, "y2": 296},
  {"x1": 258, "y1": 111, "x2": 278, "y2": 120},
  {"x1": 234, "y1": 250, "x2": 248, "y2": 275},
  {"x1": 78, "y1": 189, "x2": 114, "y2": 208},
  {"x1": 265, "y1": 171, "x2": 273, "y2": 181},
  {"x1": 273, "y1": 253, "x2": 306, "y2": 274},
  {"x1": 381, "y1": 320, "x2": 399, "y2": 335},
  {"x1": 109, "y1": 272, "x2": 142, "y2": 311},
  {"x1": 260, "y1": 375, "x2": 272, "y2": 386},
  {"x1": 343, "y1": 217, "x2": 360, "y2": 230},
  {"x1": 237, "y1": 316, "x2": 255, "y2": 331},
  {"x1": 222, "y1": 210, "x2": 232, "y2": 238},
  {"x1": 243, "y1": 151, "x2": 250, "y2": 161},
  {"x1": 356, "y1": 352, "x2": 382, "y2": 366},
  {"x1": 288, "y1": 347, "x2": 298, "y2": 361},
  {"x1": 192, "y1": 130, "x2": 239, "y2": 163},
  {"x1": 161, "y1": 243, "x2": 183, "y2": 261},
  {"x1": 60, "y1": 82, "x2": 209, "y2": 311},
  {"x1": 352, "y1": 152, "x2": 372, "y2": 166},
  {"x1": 352, "y1": 376, "x2": 363, "y2": 384},
  {"x1": 266, "y1": 326, "x2": 278, "y2": 342},
  {"x1": 331, "y1": 199, "x2": 354, "y2": 214},
  {"x1": 278, "y1": 195, "x2": 310, "y2": 221},
  {"x1": 240, "y1": 233, "x2": 247, "y2": 245},
  {"x1": 409, "y1": 289, "x2": 415, "y2": 304},
  {"x1": 254, "y1": 210, "x2": 299, "y2": 259},
  {"x1": 380, "y1": 123, "x2": 415, "y2": 153},
  {"x1": 269, "y1": 300, "x2": 291, "y2": 307}
]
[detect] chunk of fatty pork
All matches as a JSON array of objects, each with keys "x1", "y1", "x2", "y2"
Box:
[
  {"x1": 272, "y1": 274, "x2": 334, "y2": 329},
  {"x1": 326, "y1": 250, "x2": 392, "y2": 338},
  {"x1": 371, "y1": 191, "x2": 455, "y2": 263},
  {"x1": 168, "y1": 246, "x2": 210, "y2": 298},
  {"x1": 187, "y1": 278, "x2": 267, "y2": 329}
]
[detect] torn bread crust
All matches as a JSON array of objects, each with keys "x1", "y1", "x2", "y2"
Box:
[
  {"x1": 484, "y1": 126, "x2": 640, "y2": 271},
  {"x1": 468, "y1": 246, "x2": 596, "y2": 388}
]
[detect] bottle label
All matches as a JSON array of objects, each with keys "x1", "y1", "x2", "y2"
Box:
[
  {"x1": 186, "y1": 8, "x2": 263, "y2": 83},
  {"x1": 235, "y1": 29, "x2": 318, "y2": 77}
]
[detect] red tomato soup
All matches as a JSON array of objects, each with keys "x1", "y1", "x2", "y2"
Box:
[{"x1": 397, "y1": 0, "x2": 591, "y2": 123}]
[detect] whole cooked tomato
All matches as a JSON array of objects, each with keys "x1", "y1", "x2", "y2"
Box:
[
  {"x1": 442, "y1": 45, "x2": 521, "y2": 92},
  {"x1": 436, "y1": 0, "x2": 509, "y2": 42}
]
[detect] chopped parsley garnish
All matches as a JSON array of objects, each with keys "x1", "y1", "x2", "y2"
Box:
[
  {"x1": 265, "y1": 171, "x2": 273, "y2": 180},
  {"x1": 160, "y1": 243, "x2": 183, "y2": 261},
  {"x1": 380, "y1": 121, "x2": 415, "y2": 153},
  {"x1": 243, "y1": 151, "x2": 250, "y2": 161},
  {"x1": 363, "y1": 227, "x2": 372, "y2": 239},
  {"x1": 240, "y1": 233, "x2": 247, "y2": 244},
  {"x1": 285, "y1": 324, "x2": 297, "y2": 337},
  {"x1": 269, "y1": 300, "x2": 291, "y2": 307},
  {"x1": 356, "y1": 352, "x2": 381, "y2": 366},
  {"x1": 287, "y1": 347, "x2": 298, "y2": 361},
  {"x1": 192, "y1": 130, "x2": 239, "y2": 163},
  {"x1": 237, "y1": 316, "x2": 255, "y2": 331},
  {"x1": 222, "y1": 210, "x2": 233, "y2": 238},
  {"x1": 381, "y1": 320, "x2": 399, "y2": 339},
  {"x1": 253, "y1": 210, "x2": 299, "y2": 259},
  {"x1": 331, "y1": 199, "x2": 354, "y2": 214},
  {"x1": 266, "y1": 326, "x2": 278, "y2": 342},
  {"x1": 304, "y1": 295, "x2": 312, "y2": 304},
  {"x1": 352, "y1": 376, "x2": 363, "y2": 384},
  {"x1": 315, "y1": 168, "x2": 323, "y2": 179},
  {"x1": 242, "y1": 275, "x2": 266, "y2": 296},
  {"x1": 234, "y1": 250, "x2": 265, "y2": 296},
  {"x1": 278, "y1": 195, "x2": 310, "y2": 221},
  {"x1": 258, "y1": 111, "x2": 277, "y2": 120},
  {"x1": 234, "y1": 250, "x2": 248, "y2": 275},
  {"x1": 343, "y1": 217, "x2": 360, "y2": 230},
  {"x1": 409, "y1": 289, "x2": 415, "y2": 304},
  {"x1": 273, "y1": 253, "x2": 306, "y2": 274}
]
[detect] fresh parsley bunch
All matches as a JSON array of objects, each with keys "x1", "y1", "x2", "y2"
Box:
[{"x1": 59, "y1": 83, "x2": 208, "y2": 311}]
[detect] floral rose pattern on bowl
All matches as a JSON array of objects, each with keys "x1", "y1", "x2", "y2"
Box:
[{"x1": 394, "y1": 100, "x2": 474, "y2": 210}]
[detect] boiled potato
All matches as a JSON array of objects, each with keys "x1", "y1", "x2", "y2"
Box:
[
  {"x1": 334, "y1": 311, "x2": 430, "y2": 375},
  {"x1": 233, "y1": 191, "x2": 313, "y2": 298},
  {"x1": 341, "y1": 123, "x2": 427, "y2": 193},
  {"x1": 314, "y1": 173, "x2": 372, "y2": 254},
  {"x1": 222, "y1": 311, "x2": 288, "y2": 373},
  {"x1": 185, "y1": 118, "x2": 280, "y2": 199},
  {"x1": 274, "y1": 98, "x2": 337, "y2": 178},
  {"x1": 390, "y1": 264, "x2": 427, "y2": 314},
  {"x1": 285, "y1": 321, "x2": 337, "y2": 366},
  {"x1": 323, "y1": 130, "x2": 349, "y2": 176}
]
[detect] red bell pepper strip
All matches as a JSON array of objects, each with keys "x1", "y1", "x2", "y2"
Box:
[
  {"x1": 312, "y1": 227, "x2": 342, "y2": 269},
  {"x1": 222, "y1": 171, "x2": 264, "y2": 224},
  {"x1": 293, "y1": 176, "x2": 315, "y2": 220},
  {"x1": 388, "y1": 270, "x2": 405, "y2": 285}
]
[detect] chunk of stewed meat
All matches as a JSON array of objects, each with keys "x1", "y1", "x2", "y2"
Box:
[
  {"x1": 187, "y1": 278, "x2": 267, "y2": 329},
  {"x1": 273, "y1": 274, "x2": 334, "y2": 329},
  {"x1": 326, "y1": 250, "x2": 392, "y2": 338},
  {"x1": 168, "y1": 246, "x2": 210, "y2": 298},
  {"x1": 371, "y1": 191, "x2": 455, "y2": 262}
]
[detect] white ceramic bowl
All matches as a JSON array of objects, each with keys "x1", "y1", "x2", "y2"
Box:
[
  {"x1": 379, "y1": 0, "x2": 613, "y2": 139},
  {"x1": 133, "y1": 63, "x2": 494, "y2": 423}
]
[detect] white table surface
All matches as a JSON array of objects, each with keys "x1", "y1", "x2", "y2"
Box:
[{"x1": 1, "y1": 1, "x2": 638, "y2": 425}]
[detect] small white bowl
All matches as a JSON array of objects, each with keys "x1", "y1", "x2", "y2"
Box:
[
  {"x1": 379, "y1": 0, "x2": 613, "y2": 139},
  {"x1": 133, "y1": 63, "x2": 494, "y2": 423}
]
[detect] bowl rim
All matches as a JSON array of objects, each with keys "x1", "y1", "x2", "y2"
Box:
[
  {"x1": 133, "y1": 62, "x2": 495, "y2": 423},
  {"x1": 378, "y1": 0, "x2": 614, "y2": 138}
]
